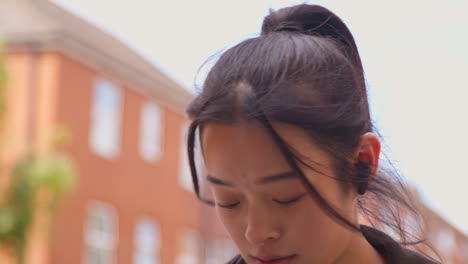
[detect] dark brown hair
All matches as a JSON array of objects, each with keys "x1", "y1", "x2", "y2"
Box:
[{"x1": 186, "y1": 3, "x2": 437, "y2": 261}]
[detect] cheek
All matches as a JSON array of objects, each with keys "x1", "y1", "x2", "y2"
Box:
[
  {"x1": 287, "y1": 198, "x2": 351, "y2": 261},
  {"x1": 288, "y1": 197, "x2": 331, "y2": 237},
  {"x1": 216, "y1": 207, "x2": 238, "y2": 231},
  {"x1": 215, "y1": 207, "x2": 250, "y2": 251},
  {"x1": 216, "y1": 206, "x2": 244, "y2": 234}
]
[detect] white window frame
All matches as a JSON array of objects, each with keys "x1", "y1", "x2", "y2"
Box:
[
  {"x1": 205, "y1": 238, "x2": 237, "y2": 264},
  {"x1": 178, "y1": 121, "x2": 208, "y2": 193},
  {"x1": 133, "y1": 218, "x2": 161, "y2": 264},
  {"x1": 84, "y1": 201, "x2": 118, "y2": 264},
  {"x1": 178, "y1": 122, "x2": 192, "y2": 191},
  {"x1": 89, "y1": 77, "x2": 123, "y2": 159},
  {"x1": 139, "y1": 101, "x2": 164, "y2": 163},
  {"x1": 175, "y1": 228, "x2": 202, "y2": 264},
  {"x1": 434, "y1": 228, "x2": 456, "y2": 261}
]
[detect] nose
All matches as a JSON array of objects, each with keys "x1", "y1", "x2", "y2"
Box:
[{"x1": 244, "y1": 206, "x2": 281, "y2": 245}]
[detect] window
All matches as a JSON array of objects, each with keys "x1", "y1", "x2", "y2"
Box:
[
  {"x1": 205, "y1": 239, "x2": 238, "y2": 264},
  {"x1": 402, "y1": 213, "x2": 421, "y2": 239},
  {"x1": 139, "y1": 102, "x2": 163, "y2": 162},
  {"x1": 84, "y1": 201, "x2": 118, "y2": 264},
  {"x1": 175, "y1": 229, "x2": 202, "y2": 264},
  {"x1": 133, "y1": 218, "x2": 161, "y2": 264},
  {"x1": 178, "y1": 122, "x2": 192, "y2": 191},
  {"x1": 381, "y1": 226, "x2": 399, "y2": 241},
  {"x1": 89, "y1": 78, "x2": 123, "y2": 159},
  {"x1": 178, "y1": 121, "x2": 207, "y2": 192},
  {"x1": 434, "y1": 228, "x2": 456, "y2": 261}
]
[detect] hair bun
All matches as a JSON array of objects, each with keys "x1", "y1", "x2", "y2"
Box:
[{"x1": 261, "y1": 4, "x2": 359, "y2": 60}]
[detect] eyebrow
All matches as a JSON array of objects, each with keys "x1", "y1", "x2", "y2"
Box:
[{"x1": 206, "y1": 171, "x2": 298, "y2": 187}]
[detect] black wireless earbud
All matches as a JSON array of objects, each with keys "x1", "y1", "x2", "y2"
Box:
[{"x1": 354, "y1": 161, "x2": 372, "y2": 195}]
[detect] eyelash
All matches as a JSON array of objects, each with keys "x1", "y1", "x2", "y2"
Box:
[
  {"x1": 274, "y1": 193, "x2": 306, "y2": 205},
  {"x1": 217, "y1": 193, "x2": 306, "y2": 209},
  {"x1": 217, "y1": 202, "x2": 240, "y2": 209}
]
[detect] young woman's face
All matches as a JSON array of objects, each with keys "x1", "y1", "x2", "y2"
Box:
[{"x1": 201, "y1": 122, "x2": 360, "y2": 264}]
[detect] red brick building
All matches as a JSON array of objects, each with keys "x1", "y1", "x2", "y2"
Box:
[
  {"x1": 421, "y1": 203, "x2": 468, "y2": 263},
  {"x1": 359, "y1": 189, "x2": 468, "y2": 264},
  {"x1": 0, "y1": 0, "x2": 233, "y2": 263}
]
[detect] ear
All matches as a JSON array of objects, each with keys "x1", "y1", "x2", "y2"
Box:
[{"x1": 354, "y1": 132, "x2": 381, "y2": 177}]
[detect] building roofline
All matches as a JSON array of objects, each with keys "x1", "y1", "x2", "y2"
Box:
[{"x1": 1, "y1": 0, "x2": 193, "y2": 113}]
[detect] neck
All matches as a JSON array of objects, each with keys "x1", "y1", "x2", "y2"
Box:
[{"x1": 333, "y1": 229, "x2": 386, "y2": 264}]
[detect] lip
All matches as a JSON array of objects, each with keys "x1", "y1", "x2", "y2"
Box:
[{"x1": 252, "y1": 254, "x2": 297, "y2": 264}]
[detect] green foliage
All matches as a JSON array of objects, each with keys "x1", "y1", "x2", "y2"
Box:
[
  {"x1": 0, "y1": 156, "x2": 36, "y2": 263},
  {"x1": 0, "y1": 153, "x2": 76, "y2": 263},
  {"x1": 0, "y1": 41, "x2": 76, "y2": 263},
  {"x1": 0, "y1": 42, "x2": 7, "y2": 127},
  {"x1": 20, "y1": 153, "x2": 76, "y2": 205}
]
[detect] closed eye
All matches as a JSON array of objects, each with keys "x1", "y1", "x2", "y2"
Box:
[
  {"x1": 217, "y1": 202, "x2": 240, "y2": 209},
  {"x1": 217, "y1": 193, "x2": 307, "y2": 209},
  {"x1": 274, "y1": 193, "x2": 307, "y2": 205}
]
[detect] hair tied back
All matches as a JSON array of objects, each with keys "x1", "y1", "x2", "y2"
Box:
[
  {"x1": 270, "y1": 15, "x2": 333, "y2": 35},
  {"x1": 261, "y1": 4, "x2": 362, "y2": 70}
]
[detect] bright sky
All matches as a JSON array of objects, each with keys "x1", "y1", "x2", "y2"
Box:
[{"x1": 51, "y1": 0, "x2": 468, "y2": 234}]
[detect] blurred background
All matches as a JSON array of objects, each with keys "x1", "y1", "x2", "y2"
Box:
[{"x1": 0, "y1": 0, "x2": 466, "y2": 263}]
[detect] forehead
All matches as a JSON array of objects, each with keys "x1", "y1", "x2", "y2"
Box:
[
  {"x1": 201, "y1": 121, "x2": 278, "y2": 154},
  {"x1": 201, "y1": 121, "x2": 321, "y2": 153},
  {"x1": 201, "y1": 121, "x2": 282, "y2": 163},
  {"x1": 200, "y1": 122, "x2": 327, "y2": 183}
]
